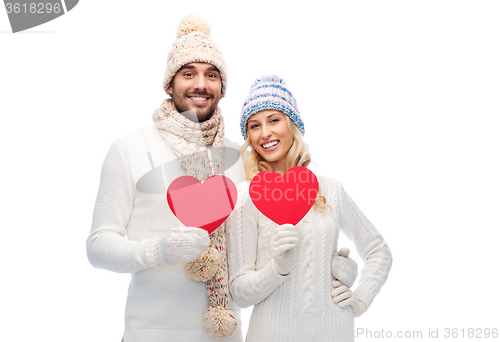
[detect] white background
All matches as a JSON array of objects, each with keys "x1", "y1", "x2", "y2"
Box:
[{"x1": 1, "y1": 1, "x2": 499, "y2": 341}]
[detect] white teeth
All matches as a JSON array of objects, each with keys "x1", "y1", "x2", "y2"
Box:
[
  {"x1": 190, "y1": 97, "x2": 207, "y2": 102},
  {"x1": 263, "y1": 141, "x2": 279, "y2": 149}
]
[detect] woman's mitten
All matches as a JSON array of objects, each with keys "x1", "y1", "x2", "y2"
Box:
[
  {"x1": 331, "y1": 280, "x2": 366, "y2": 317},
  {"x1": 271, "y1": 224, "x2": 299, "y2": 275}
]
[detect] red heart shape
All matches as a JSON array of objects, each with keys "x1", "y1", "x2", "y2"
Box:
[
  {"x1": 249, "y1": 167, "x2": 319, "y2": 225},
  {"x1": 167, "y1": 175, "x2": 237, "y2": 234}
]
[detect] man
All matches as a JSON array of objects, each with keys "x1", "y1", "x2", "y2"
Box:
[{"x1": 87, "y1": 14, "x2": 244, "y2": 342}]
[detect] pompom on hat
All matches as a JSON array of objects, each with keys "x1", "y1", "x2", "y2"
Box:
[
  {"x1": 164, "y1": 14, "x2": 227, "y2": 97},
  {"x1": 240, "y1": 75, "x2": 305, "y2": 140}
]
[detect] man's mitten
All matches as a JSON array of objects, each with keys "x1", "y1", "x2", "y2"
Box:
[
  {"x1": 331, "y1": 247, "x2": 358, "y2": 288},
  {"x1": 151, "y1": 227, "x2": 210, "y2": 267}
]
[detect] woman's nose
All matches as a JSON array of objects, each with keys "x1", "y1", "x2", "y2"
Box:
[{"x1": 261, "y1": 124, "x2": 272, "y2": 139}]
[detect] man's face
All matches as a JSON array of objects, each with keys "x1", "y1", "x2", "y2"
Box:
[{"x1": 167, "y1": 62, "x2": 222, "y2": 122}]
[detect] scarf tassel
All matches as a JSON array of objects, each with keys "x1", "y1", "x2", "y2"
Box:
[{"x1": 184, "y1": 226, "x2": 239, "y2": 338}]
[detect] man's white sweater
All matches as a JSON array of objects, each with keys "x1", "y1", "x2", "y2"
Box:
[{"x1": 87, "y1": 126, "x2": 245, "y2": 342}]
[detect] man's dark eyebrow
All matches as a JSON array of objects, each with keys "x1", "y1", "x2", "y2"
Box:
[
  {"x1": 178, "y1": 64, "x2": 220, "y2": 73},
  {"x1": 178, "y1": 64, "x2": 196, "y2": 71}
]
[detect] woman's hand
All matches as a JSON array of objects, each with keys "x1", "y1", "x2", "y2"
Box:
[
  {"x1": 331, "y1": 280, "x2": 366, "y2": 317},
  {"x1": 271, "y1": 223, "x2": 299, "y2": 275}
]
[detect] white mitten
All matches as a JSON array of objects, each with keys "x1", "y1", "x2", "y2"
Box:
[
  {"x1": 271, "y1": 224, "x2": 299, "y2": 275},
  {"x1": 151, "y1": 227, "x2": 210, "y2": 267},
  {"x1": 331, "y1": 247, "x2": 358, "y2": 288},
  {"x1": 331, "y1": 280, "x2": 366, "y2": 317}
]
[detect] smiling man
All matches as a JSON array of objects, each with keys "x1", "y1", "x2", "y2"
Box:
[
  {"x1": 87, "y1": 14, "x2": 244, "y2": 342},
  {"x1": 167, "y1": 63, "x2": 222, "y2": 122}
]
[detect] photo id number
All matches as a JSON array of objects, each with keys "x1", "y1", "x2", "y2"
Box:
[{"x1": 5, "y1": 3, "x2": 62, "y2": 14}]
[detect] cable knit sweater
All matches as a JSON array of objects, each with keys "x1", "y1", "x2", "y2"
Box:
[
  {"x1": 226, "y1": 178, "x2": 392, "y2": 342},
  {"x1": 87, "y1": 126, "x2": 245, "y2": 342}
]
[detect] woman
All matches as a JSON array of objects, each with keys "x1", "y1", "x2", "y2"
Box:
[{"x1": 226, "y1": 75, "x2": 392, "y2": 341}]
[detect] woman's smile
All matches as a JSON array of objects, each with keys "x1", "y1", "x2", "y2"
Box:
[{"x1": 261, "y1": 139, "x2": 280, "y2": 151}]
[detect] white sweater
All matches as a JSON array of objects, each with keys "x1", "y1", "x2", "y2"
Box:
[
  {"x1": 226, "y1": 178, "x2": 392, "y2": 342},
  {"x1": 87, "y1": 126, "x2": 245, "y2": 342}
]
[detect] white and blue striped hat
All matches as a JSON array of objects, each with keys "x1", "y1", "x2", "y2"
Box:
[{"x1": 240, "y1": 75, "x2": 305, "y2": 140}]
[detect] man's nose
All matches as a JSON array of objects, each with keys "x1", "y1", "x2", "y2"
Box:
[{"x1": 193, "y1": 75, "x2": 207, "y2": 91}]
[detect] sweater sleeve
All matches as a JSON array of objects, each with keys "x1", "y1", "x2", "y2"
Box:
[
  {"x1": 226, "y1": 183, "x2": 289, "y2": 308},
  {"x1": 86, "y1": 142, "x2": 157, "y2": 273},
  {"x1": 334, "y1": 181, "x2": 392, "y2": 311}
]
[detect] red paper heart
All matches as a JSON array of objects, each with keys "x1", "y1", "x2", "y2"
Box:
[
  {"x1": 167, "y1": 175, "x2": 237, "y2": 234},
  {"x1": 249, "y1": 167, "x2": 319, "y2": 225}
]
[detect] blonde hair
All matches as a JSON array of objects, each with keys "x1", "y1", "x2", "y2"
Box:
[{"x1": 240, "y1": 116, "x2": 327, "y2": 210}]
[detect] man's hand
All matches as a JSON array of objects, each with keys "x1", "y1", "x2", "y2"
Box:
[
  {"x1": 153, "y1": 227, "x2": 210, "y2": 266},
  {"x1": 331, "y1": 247, "x2": 358, "y2": 288}
]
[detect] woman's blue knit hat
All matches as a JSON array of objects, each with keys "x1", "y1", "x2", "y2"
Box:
[{"x1": 240, "y1": 75, "x2": 305, "y2": 140}]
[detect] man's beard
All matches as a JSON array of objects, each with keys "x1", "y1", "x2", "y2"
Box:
[{"x1": 171, "y1": 91, "x2": 217, "y2": 123}]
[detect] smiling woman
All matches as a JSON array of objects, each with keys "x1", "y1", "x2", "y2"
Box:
[
  {"x1": 226, "y1": 75, "x2": 392, "y2": 342},
  {"x1": 239, "y1": 76, "x2": 308, "y2": 179}
]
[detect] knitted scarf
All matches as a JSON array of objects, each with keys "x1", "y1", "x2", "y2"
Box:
[{"x1": 153, "y1": 99, "x2": 238, "y2": 338}]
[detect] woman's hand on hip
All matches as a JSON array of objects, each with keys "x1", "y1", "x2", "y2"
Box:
[{"x1": 331, "y1": 280, "x2": 366, "y2": 317}]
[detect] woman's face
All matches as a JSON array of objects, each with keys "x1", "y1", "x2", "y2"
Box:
[{"x1": 247, "y1": 110, "x2": 293, "y2": 173}]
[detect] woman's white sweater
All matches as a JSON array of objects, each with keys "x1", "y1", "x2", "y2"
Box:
[
  {"x1": 226, "y1": 177, "x2": 392, "y2": 342},
  {"x1": 87, "y1": 126, "x2": 245, "y2": 342}
]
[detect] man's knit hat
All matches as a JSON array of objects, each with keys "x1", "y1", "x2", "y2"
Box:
[
  {"x1": 164, "y1": 14, "x2": 227, "y2": 97},
  {"x1": 240, "y1": 75, "x2": 305, "y2": 140}
]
